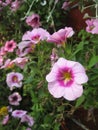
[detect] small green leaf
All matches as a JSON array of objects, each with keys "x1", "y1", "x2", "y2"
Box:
[
  {"x1": 75, "y1": 95, "x2": 85, "y2": 108},
  {"x1": 88, "y1": 55, "x2": 98, "y2": 68}
]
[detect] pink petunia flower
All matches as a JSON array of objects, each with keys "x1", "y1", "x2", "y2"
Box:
[
  {"x1": 62, "y1": 1, "x2": 70, "y2": 10},
  {"x1": 2, "y1": 115, "x2": 9, "y2": 125},
  {"x1": 47, "y1": 27, "x2": 74, "y2": 45},
  {"x1": 4, "y1": 40, "x2": 17, "y2": 52},
  {"x1": 21, "y1": 114, "x2": 34, "y2": 127},
  {"x1": 0, "y1": 56, "x2": 3, "y2": 66},
  {"x1": 85, "y1": 19, "x2": 98, "y2": 34},
  {"x1": 6, "y1": 72, "x2": 23, "y2": 90},
  {"x1": 8, "y1": 92, "x2": 22, "y2": 106},
  {"x1": 1, "y1": 59, "x2": 15, "y2": 69},
  {"x1": 10, "y1": 0, "x2": 20, "y2": 11},
  {"x1": 46, "y1": 57, "x2": 88, "y2": 101},
  {"x1": 26, "y1": 128, "x2": 31, "y2": 130},
  {"x1": 16, "y1": 41, "x2": 34, "y2": 57},
  {"x1": 26, "y1": 14, "x2": 41, "y2": 28},
  {"x1": 12, "y1": 110, "x2": 27, "y2": 118},
  {"x1": 0, "y1": 46, "x2": 7, "y2": 56},
  {"x1": 13, "y1": 57, "x2": 28, "y2": 69},
  {"x1": 22, "y1": 28, "x2": 50, "y2": 44}
]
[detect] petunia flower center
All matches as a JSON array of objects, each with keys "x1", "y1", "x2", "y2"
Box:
[
  {"x1": 57, "y1": 68, "x2": 74, "y2": 87},
  {"x1": 31, "y1": 35, "x2": 40, "y2": 41},
  {"x1": 63, "y1": 72, "x2": 72, "y2": 81},
  {"x1": 90, "y1": 25, "x2": 95, "y2": 31},
  {"x1": 12, "y1": 75, "x2": 18, "y2": 82},
  {"x1": 8, "y1": 43, "x2": 13, "y2": 49}
]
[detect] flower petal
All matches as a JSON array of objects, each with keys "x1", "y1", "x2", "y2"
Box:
[
  {"x1": 63, "y1": 83, "x2": 83, "y2": 101},
  {"x1": 74, "y1": 73, "x2": 88, "y2": 84},
  {"x1": 48, "y1": 82, "x2": 65, "y2": 98}
]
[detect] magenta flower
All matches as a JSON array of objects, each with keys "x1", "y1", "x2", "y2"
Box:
[
  {"x1": 8, "y1": 92, "x2": 22, "y2": 106},
  {"x1": 86, "y1": 19, "x2": 98, "y2": 34},
  {"x1": 22, "y1": 28, "x2": 50, "y2": 44},
  {"x1": 12, "y1": 110, "x2": 27, "y2": 118},
  {"x1": 46, "y1": 58, "x2": 88, "y2": 101},
  {"x1": 47, "y1": 27, "x2": 74, "y2": 45},
  {"x1": 4, "y1": 40, "x2": 17, "y2": 52},
  {"x1": 6, "y1": 72, "x2": 23, "y2": 90},
  {"x1": 21, "y1": 114, "x2": 34, "y2": 127},
  {"x1": 26, "y1": 13, "x2": 41, "y2": 28}
]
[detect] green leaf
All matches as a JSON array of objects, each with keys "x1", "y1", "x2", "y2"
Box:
[
  {"x1": 73, "y1": 41, "x2": 89, "y2": 56},
  {"x1": 88, "y1": 55, "x2": 98, "y2": 68},
  {"x1": 75, "y1": 95, "x2": 85, "y2": 108}
]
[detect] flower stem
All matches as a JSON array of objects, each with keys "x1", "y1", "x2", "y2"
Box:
[
  {"x1": 21, "y1": 0, "x2": 36, "y2": 21},
  {"x1": 71, "y1": 118, "x2": 90, "y2": 130}
]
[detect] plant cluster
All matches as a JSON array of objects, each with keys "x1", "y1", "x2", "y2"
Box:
[{"x1": 0, "y1": 0, "x2": 98, "y2": 130}]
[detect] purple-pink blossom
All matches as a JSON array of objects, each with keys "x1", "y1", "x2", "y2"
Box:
[
  {"x1": 26, "y1": 14, "x2": 41, "y2": 28},
  {"x1": 21, "y1": 114, "x2": 34, "y2": 127},
  {"x1": 22, "y1": 28, "x2": 50, "y2": 44},
  {"x1": 6, "y1": 72, "x2": 23, "y2": 90},
  {"x1": 4, "y1": 40, "x2": 17, "y2": 52},
  {"x1": 8, "y1": 92, "x2": 22, "y2": 106},
  {"x1": 12, "y1": 110, "x2": 27, "y2": 118},
  {"x1": 86, "y1": 19, "x2": 98, "y2": 34},
  {"x1": 47, "y1": 27, "x2": 74, "y2": 46},
  {"x1": 46, "y1": 57, "x2": 88, "y2": 101}
]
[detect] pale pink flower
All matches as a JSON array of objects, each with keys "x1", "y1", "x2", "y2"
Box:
[
  {"x1": 50, "y1": 48, "x2": 58, "y2": 66},
  {"x1": 0, "y1": 46, "x2": 7, "y2": 56},
  {"x1": 6, "y1": 72, "x2": 23, "y2": 90},
  {"x1": 62, "y1": 1, "x2": 70, "y2": 10},
  {"x1": 4, "y1": 40, "x2": 17, "y2": 52},
  {"x1": 5, "y1": 0, "x2": 12, "y2": 5},
  {"x1": 1, "y1": 59, "x2": 15, "y2": 69},
  {"x1": 10, "y1": 0, "x2": 20, "y2": 11},
  {"x1": 17, "y1": 41, "x2": 33, "y2": 57},
  {"x1": 2, "y1": 115, "x2": 9, "y2": 125},
  {"x1": 12, "y1": 110, "x2": 27, "y2": 118},
  {"x1": 8, "y1": 92, "x2": 22, "y2": 106},
  {"x1": 21, "y1": 114, "x2": 34, "y2": 127},
  {"x1": 22, "y1": 28, "x2": 50, "y2": 44},
  {"x1": 26, "y1": 14, "x2": 41, "y2": 28},
  {"x1": 46, "y1": 58, "x2": 88, "y2": 101},
  {"x1": 13, "y1": 57, "x2": 28, "y2": 69},
  {"x1": 47, "y1": 27, "x2": 74, "y2": 45},
  {"x1": 86, "y1": 19, "x2": 98, "y2": 34},
  {"x1": 0, "y1": 56, "x2": 3, "y2": 66},
  {"x1": 26, "y1": 128, "x2": 31, "y2": 130}
]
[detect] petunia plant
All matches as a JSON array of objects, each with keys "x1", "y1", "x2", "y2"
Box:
[{"x1": 0, "y1": 0, "x2": 98, "y2": 130}]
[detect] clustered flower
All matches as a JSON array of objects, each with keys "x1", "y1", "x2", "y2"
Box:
[
  {"x1": 0, "y1": 7, "x2": 92, "y2": 128},
  {"x1": 0, "y1": 0, "x2": 22, "y2": 11}
]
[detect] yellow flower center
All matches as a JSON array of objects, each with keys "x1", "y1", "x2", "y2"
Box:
[
  {"x1": 63, "y1": 72, "x2": 71, "y2": 81},
  {"x1": 0, "y1": 106, "x2": 8, "y2": 116}
]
